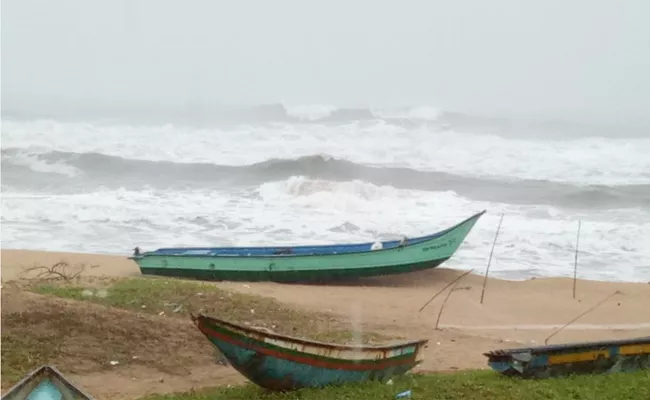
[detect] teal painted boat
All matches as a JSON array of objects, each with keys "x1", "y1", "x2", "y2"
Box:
[
  {"x1": 484, "y1": 336, "x2": 650, "y2": 378},
  {"x1": 131, "y1": 210, "x2": 485, "y2": 282},
  {"x1": 192, "y1": 313, "x2": 428, "y2": 390},
  {"x1": 1, "y1": 365, "x2": 94, "y2": 400}
]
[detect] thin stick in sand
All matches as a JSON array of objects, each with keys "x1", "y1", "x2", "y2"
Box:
[
  {"x1": 435, "y1": 285, "x2": 471, "y2": 330},
  {"x1": 480, "y1": 213, "x2": 504, "y2": 304},
  {"x1": 418, "y1": 269, "x2": 474, "y2": 313},
  {"x1": 544, "y1": 290, "x2": 622, "y2": 345},
  {"x1": 573, "y1": 220, "x2": 581, "y2": 299}
]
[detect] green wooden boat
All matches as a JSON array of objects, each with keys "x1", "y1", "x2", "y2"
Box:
[
  {"x1": 192, "y1": 313, "x2": 428, "y2": 390},
  {"x1": 1, "y1": 365, "x2": 94, "y2": 400},
  {"x1": 130, "y1": 210, "x2": 485, "y2": 282},
  {"x1": 484, "y1": 336, "x2": 650, "y2": 378}
]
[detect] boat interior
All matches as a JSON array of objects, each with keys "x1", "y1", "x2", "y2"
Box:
[
  {"x1": 146, "y1": 231, "x2": 439, "y2": 257},
  {"x1": 140, "y1": 210, "x2": 485, "y2": 258}
]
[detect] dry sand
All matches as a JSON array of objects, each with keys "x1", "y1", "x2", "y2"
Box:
[{"x1": 2, "y1": 249, "x2": 649, "y2": 399}]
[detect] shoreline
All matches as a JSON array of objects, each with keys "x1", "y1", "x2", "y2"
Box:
[
  {"x1": 2, "y1": 248, "x2": 647, "y2": 285},
  {"x1": 3, "y1": 249, "x2": 649, "y2": 338}
]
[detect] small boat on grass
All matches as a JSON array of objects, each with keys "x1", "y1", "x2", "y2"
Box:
[
  {"x1": 130, "y1": 210, "x2": 486, "y2": 282},
  {"x1": 191, "y1": 313, "x2": 429, "y2": 390},
  {"x1": 1, "y1": 365, "x2": 94, "y2": 400},
  {"x1": 484, "y1": 336, "x2": 650, "y2": 378}
]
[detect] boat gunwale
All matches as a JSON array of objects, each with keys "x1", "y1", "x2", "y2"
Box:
[
  {"x1": 193, "y1": 313, "x2": 429, "y2": 353},
  {"x1": 135, "y1": 210, "x2": 486, "y2": 260},
  {"x1": 483, "y1": 336, "x2": 650, "y2": 358},
  {"x1": 1, "y1": 364, "x2": 95, "y2": 400},
  {"x1": 199, "y1": 322, "x2": 424, "y2": 371}
]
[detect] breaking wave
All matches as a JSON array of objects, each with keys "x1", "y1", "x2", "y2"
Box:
[
  {"x1": 6, "y1": 103, "x2": 648, "y2": 139},
  {"x1": 3, "y1": 149, "x2": 649, "y2": 210},
  {"x1": 2, "y1": 115, "x2": 649, "y2": 283}
]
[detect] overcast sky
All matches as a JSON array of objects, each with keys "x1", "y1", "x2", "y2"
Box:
[{"x1": 2, "y1": 0, "x2": 649, "y2": 123}]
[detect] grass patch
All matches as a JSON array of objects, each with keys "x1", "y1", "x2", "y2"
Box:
[
  {"x1": 2, "y1": 284, "x2": 228, "y2": 388},
  {"x1": 0, "y1": 331, "x2": 63, "y2": 387},
  {"x1": 28, "y1": 276, "x2": 392, "y2": 344},
  {"x1": 137, "y1": 370, "x2": 650, "y2": 400},
  {"x1": 2, "y1": 276, "x2": 394, "y2": 388}
]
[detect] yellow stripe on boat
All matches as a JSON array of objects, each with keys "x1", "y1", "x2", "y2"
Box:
[
  {"x1": 619, "y1": 344, "x2": 650, "y2": 355},
  {"x1": 548, "y1": 350, "x2": 609, "y2": 365}
]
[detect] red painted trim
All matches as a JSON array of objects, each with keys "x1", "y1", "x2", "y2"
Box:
[{"x1": 198, "y1": 324, "x2": 419, "y2": 371}]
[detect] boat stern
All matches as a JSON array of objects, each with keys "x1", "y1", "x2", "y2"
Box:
[
  {"x1": 484, "y1": 337, "x2": 650, "y2": 378},
  {"x1": 483, "y1": 350, "x2": 534, "y2": 377}
]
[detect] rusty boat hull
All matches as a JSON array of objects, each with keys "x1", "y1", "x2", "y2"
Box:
[
  {"x1": 484, "y1": 336, "x2": 650, "y2": 378},
  {"x1": 192, "y1": 313, "x2": 428, "y2": 390}
]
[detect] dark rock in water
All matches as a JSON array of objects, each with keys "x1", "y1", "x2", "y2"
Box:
[{"x1": 328, "y1": 222, "x2": 361, "y2": 233}]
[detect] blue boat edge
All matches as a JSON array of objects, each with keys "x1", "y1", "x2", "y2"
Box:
[
  {"x1": 131, "y1": 209, "x2": 488, "y2": 259},
  {"x1": 1, "y1": 364, "x2": 95, "y2": 400}
]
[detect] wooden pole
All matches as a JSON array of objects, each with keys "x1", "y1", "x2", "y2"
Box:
[
  {"x1": 419, "y1": 269, "x2": 473, "y2": 313},
  {"x1": 480, "y1": 213, "x2": 504, "y2": 304},
  {"x1": 545, "y1": 290, "x2": 621, "y2": 345},
  {"x1": 572, "y1": 220, "x2": 581, "y2": 299},
  {"x1": 435, "y1": 286, "x2": 470, "y2": 330}
]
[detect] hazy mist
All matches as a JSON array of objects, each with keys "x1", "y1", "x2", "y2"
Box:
[{"x1": 2, "y1": 0, "x2": 650, "y2": 125}]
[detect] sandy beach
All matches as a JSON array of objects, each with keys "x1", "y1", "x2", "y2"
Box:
[
  {"x1": 2, "y1": 249, "x2": 649, "y2": 398},
  {"x1": 5, "y1": 3, "x2": 650, "y2": 399}
]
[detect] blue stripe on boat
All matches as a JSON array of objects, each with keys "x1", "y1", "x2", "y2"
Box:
[{"x1": 146, "y1": 225, "x2": 453, "y2": 257}]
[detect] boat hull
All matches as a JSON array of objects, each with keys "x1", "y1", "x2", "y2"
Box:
[
  {"x1": 1, "y1": 365, "x2": 94, "y2": 400},
  {"x1": 132, "y1": 210, "x2": 485, "y2": 282},
  {"x1": 140, "y1": 257, "x2": 449, "y2": 282},
  {"x1": 484, "y1": 336, "x2": 650, "y2": 378},
  {"x1": 193, "y1": 314, "x2": 428, "y2": 390}
]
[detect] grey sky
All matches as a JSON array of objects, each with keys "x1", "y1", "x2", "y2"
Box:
[{"x1": 2, "y1": 0, "x2": 649, "y2": 123}]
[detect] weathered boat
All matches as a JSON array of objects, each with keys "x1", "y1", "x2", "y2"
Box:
[
  {"x1": 130, "y1": 210, "x2": 485, "y2": 282},
  {"x1": 1, "y1": 365, "x2": 94, "y2": 400},
  {"x1": 192, "y1": 313, "x2": 428, "y2": 390},
  {"x1": 484, "y1": 336, "x2": 650, "y2": 378}
]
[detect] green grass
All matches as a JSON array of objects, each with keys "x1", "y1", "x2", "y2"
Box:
[
  {"x1": 137, "y1": 370, "x2": 650, "y2": 400},
  {"x1": 2, "y1": 276, "x2": 393, "y2": 388},
  {"x1": 28, "y1": 276, "x2": 392, "y2": 343},
  {"x1": 0, "y1": 331, "x2": 63, "y2": 386}
]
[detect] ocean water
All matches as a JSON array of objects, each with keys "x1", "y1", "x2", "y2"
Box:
[{"x1": 2, "y1": 105, "x2": 649, "y2": 282}]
